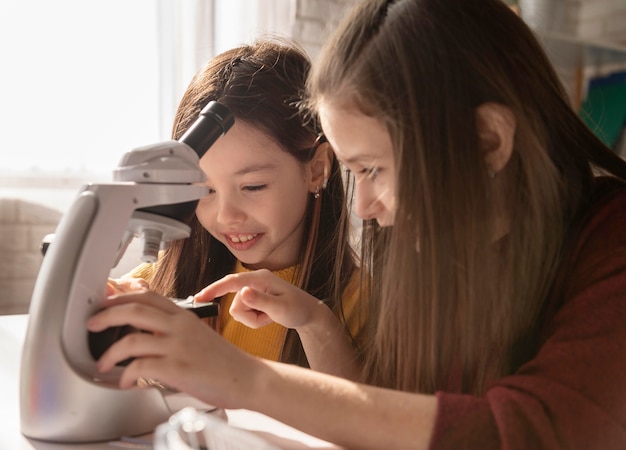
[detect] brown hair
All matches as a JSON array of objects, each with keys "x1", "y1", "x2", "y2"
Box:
[
  {"x1": 307, "y1": 0, "x2": 626, "y2": 393},
  {"x1": 136, "y1": 37, "x2": 358, "y2": 363}
]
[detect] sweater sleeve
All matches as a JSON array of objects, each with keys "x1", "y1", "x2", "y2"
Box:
[{"x1": 430, "y1": 186, "x2": 626, "y2": 450}]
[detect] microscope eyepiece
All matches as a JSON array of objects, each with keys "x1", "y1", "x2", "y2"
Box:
[
  {"x1": 178, "y1": 101, "x2": 234, "y2": 158},
  {"x1": 137, "y1": 101, "x2": 234, "y2": 224}
]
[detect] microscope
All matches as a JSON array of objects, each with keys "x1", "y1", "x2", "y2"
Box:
[{"x1": 19, "y1": 101, "x2": 234, "y2": 443}]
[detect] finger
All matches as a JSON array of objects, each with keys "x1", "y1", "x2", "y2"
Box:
[
  {"x1": 117, "y1": 353, "x2": 198, "y2": 392},
  {"x1": 230, "y1": 295, "x2": 272, "y2": 329},
  {"x1": 118, "y1": 357, "x2": 166, "y2": 389},
  {"x1": 193, "y1": 273, "x2": 254, "y2": 303},
  {"x1": 194, "y1": 270, "x2": 276, "y2": 302},
  {"x1": 121, "y1": 276, "x2": 149, "y2": 291},
  {"x1": 238, "y1": 286, "x2": 281, "y2": 317},
  {"x1": 105, "y1": 282, "x2": 115, "y2": 297},
  {"x1": 108, "y1": 277, "x2": 150, "y2": 293},
  {"x1": 106, "y1": 279, "x2": 125, "y2": 296},
  {"x1": 88, "y1": 296, "x2": 181, "y2": 335},
  {"x1": 106, "y1": 290, "x2": 182, "y2": 314},
  {"x1": 96, "y1": 331, "x2": 165, "y2": 373},
  {"x1": 231, "y1": 309, "x2": 273, "y2": 328}
]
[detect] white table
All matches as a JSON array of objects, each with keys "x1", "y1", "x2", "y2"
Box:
[{"x1": 0, "y1": 314, "x2": 339, "y2": 449}]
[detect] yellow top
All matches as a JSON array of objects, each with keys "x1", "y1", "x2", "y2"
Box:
[
  {"x1": 219, "y1": 261, "x2": 365, "y2": 361},
  {"x1": 129, "y1": 259, "x2": 366, "y2": 362},
  {"x1": 218, "y1": 261, "x2": 292, "y2": 361}
]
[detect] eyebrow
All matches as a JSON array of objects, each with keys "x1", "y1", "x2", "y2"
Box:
[
  {"x1": 234, "y1": 163, "x2": 278, "y2": 176},
  {"x1": 340, "y1": 154, "x2": 379, "y2": 165}
]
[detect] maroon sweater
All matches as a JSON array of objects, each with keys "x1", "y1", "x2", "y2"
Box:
[{"x1": 431, "y1": 178, "x2": 626, "y2": 449}]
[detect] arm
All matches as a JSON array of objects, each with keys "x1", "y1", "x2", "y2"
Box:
[
  {"x1": 196, "y1": 269, "x2": 362, "y2": 379},
  {"x1": 86, "y1": 291, "x2": 436, "y2": 450},
  {"x1": 292, "y1": 296, "x2": 362, "y2": 379},
  {"x1": 253, "y1": 358, "x2": 436, "y2": 450}
]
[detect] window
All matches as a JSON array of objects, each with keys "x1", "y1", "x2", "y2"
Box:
[
  {"x1": 0, "y1": 0, "x2": 161, "y2": 211},
  {"x1": 0, "y1": 0, "x2": 293, "y2": 212},
  {"x1": 0, "y1": 0, "x2": 160, "y2": 174}
]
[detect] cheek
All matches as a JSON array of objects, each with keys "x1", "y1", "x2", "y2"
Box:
[
  {"x1": 195, "y1": 198, "x2": 214, "y2": 230},
  {"x1": 282, "y1": 190, "x2": 309, "y2": 217},
  {"x1": 379, "y1": 177, "x2": 396, "y2": 212},
  {"x1": 271, "y1": 188, "x2": 309, "y2": 228},
  {"x1": 383, "y1": 190, "x2": 396, "y2": 213}
]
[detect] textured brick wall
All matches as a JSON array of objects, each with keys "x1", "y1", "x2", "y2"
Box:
[
  {"x1": 0, "y1": 199, "x2": 61, "y2": 314},
  {"x1": 574, "y1": 0, "x2": 626, "y2": 43},
  {"x1": 293, "y1": 0, "x2": 626, "y2": 110},
  {"x1": 292, "y1": 0, "x2": 358, "y2": 60},
  {"x1": 295, "y1": 0, "x2": 626, "y2": 58}
]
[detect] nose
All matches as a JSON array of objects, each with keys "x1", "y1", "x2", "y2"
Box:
[
  {"x1": 353, "y1": 182, "x2": 379, "y2": 221},
  {"x1": 216, "y1": 194, "x2": 246, "y2": 225}
]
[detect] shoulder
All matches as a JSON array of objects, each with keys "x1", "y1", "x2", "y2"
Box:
[
  {"x1": 549, "y1": 176, "x2": 626, "y2": 320},
  {"x1": 580, "y1": 176, "x2": 626, "y2": 230},
  {"x1": 564, "y1": 177, "x2": 626, "y2": 267}
]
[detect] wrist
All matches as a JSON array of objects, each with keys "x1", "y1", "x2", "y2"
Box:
[{"x1": 295, "y1": 300, "x2": 335, "y2": 337}]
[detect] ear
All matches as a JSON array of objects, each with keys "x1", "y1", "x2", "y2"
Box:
[
  {"x1": 476, "y1": 102, "x2": 516, "y2": 176},
  {"x1": 307, "y1": 142, "x2": 333, "y2": 193}
]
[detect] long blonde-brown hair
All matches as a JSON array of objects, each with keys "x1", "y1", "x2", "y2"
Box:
[{"x1": 307, "y1": 0, "x2": 626, "y2": 394}]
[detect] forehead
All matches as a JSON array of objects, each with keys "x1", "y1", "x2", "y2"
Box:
[
  {"x1": 318, "y1": 102, "x2": 392, "y2": 166},
  {"x1": 200, "y1": 120, "x2": 299, "y2": 174}
]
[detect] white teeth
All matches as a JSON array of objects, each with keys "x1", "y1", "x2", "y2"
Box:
[{"x1": 230, "y1": 234, "x2": 257, "y2": 243}]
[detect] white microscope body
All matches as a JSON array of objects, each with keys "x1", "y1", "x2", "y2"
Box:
[{"x1": 19, "y1": 101, "x2": 233, "y2": 443}]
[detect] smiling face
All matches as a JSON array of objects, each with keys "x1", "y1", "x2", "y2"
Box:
[
  {"x1": 196, "y1": 120, "x2": 311, "y2": 270},
  {"x1": 319, "y1": 102, "x2": 396, "y2": 227}
]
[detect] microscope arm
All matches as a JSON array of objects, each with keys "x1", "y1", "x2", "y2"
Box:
[{"x1": 20, "y1": 101, "x2": 234, "y2": 443}]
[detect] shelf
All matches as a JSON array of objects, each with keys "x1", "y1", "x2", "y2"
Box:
[
  {"x1": 536, "y1": 30, "x2": 626, "y2": 70},
  {"x1": 530, "y1": 30, "x2": 626, "y2": 109}
]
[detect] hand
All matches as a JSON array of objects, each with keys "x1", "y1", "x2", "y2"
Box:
[
  {"x1": 86, "y1": 290, "x2": 259, "y2": 409},
  {"x1": 105, "y1": 277, "x2": 149, "y2": 296},
  {"x1": 194, "y1": 269, "x2": 326, "y2": 330}
]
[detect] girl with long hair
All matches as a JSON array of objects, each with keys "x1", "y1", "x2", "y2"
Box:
[{"x1": 113, "y1": 37, "x2": 365, "y2": 373}]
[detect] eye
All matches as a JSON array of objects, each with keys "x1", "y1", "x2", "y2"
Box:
[
  {"x1": 359, "y1": 167, "x2": 380, "y2": 180},
  {"x1": 243, "y1": 184, "x2": 267, "y2": 192},
  {"x1": 365, "y1": 167, "x2": 380, "y2": 180}
]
